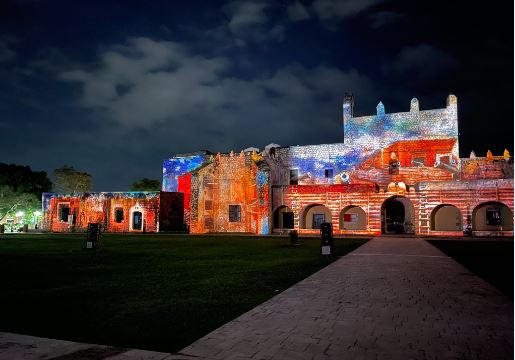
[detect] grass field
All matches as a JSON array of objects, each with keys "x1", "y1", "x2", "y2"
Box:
[
  {"x1": 0, "y1": 233, "x2": 368, "y2": 352},
  {"x1": 428, "y1": 240, "x2": 513, "y2": 298}
]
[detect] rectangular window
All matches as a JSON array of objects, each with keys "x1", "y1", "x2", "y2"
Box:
[
  {"x1": 115, "y1": 208, "x2": 124, "y2": 223},
  {"x1": 229, "y1": 205, "x2": 241, "y2": 222},
  {"x1": 324, "y1": 169, "x2": 334, "y2": 178},
  {"x1": 486, "y1": 208, "x2": 502, "y2": 226},
  {"x1": 59, "y1": 205, "x2": 70, "y2": 222},
  {"x1": 312, "y1": 214, "x2": 325, "y2": 229},
  {"x1": 289, "y1": 169, "x2": 299, "y2": 185},
  {"x1": 412, "y1": 157, "x2": 425, "y2": 167}
]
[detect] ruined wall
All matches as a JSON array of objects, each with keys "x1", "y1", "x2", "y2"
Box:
[
  {"x1": 159, "y1": 192, "x2": 184, "y2": 231},
  {"x1": 189, "y1": 152, "x2": 269, "y2": 234},
  {"x1": 161, "y1": 94, "x2": 513, "y2": 236},
  {"x1": 460, "y1": 156, "x2": 513, "y2": 180},
  {"x1": 43, "y1": 192, "x2": 161, "y2": 233}
]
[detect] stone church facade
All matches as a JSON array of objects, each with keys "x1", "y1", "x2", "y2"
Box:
[
  {"x1": 44, "y1": 94, "x2": 513, "y2": 236},
  {"x1": 163, "y1": 94, "x2": 513, "y2": 237}
]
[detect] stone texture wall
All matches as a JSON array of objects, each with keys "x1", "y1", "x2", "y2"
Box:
[
  {"x1": 189, "y1": 152, "x2": 270, "y2": 234},
  {"x1": 43, "y1": 192, "x2": 162, "y2": 233}
]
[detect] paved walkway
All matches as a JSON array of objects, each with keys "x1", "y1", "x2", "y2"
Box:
[
  {"x1": 0, "y1": 236, "x2": 512, "y2": 359},
  {"x1": 0, "y1": 332, "x2": 173, "y2": 360},
  {"x1": 173, "y1": 236, "x2": 513, "y2": 359}
]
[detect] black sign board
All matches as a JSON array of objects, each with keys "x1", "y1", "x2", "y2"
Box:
[
  {"x1": 320, "y1": 222, "x2": 334, "y2": 255},
  {"x1": 86, "y1": 222, "x2": 101, "y2": 250}
]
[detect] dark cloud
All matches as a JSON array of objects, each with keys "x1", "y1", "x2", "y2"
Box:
[
  {"x1": 224, "y1": 1, "x2": 269, "y2": 33},
  {"x1": 0, "y1": 38, "x2": 16, "y2": 62},
  {"x1": 286, "y1": 2, "x2": 311, "y2": 22},
  {"x1": 384, "y1": 44, "x2": 459, "y2": 82},
  {"x1": 312, "y1": 0, "x2": 383, "y2": 22},
  {"x1": 369, "y1": 11, "x2": 406, "y2": 28},
  {"x1": 60, "y1": 36, "x2": 378, "y2": 152}
]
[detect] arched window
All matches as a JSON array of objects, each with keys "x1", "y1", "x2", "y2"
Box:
[
  {"x1": 472, "y1": 202, "x2": 513, "y2": 231},
  {"x1": 300, "y1": 204, "x2": 332, "y2": 229}
]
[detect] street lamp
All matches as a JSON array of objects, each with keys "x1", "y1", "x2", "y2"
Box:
[{"x1": 34, "y1": 211, "x2": 42, "y2": 230}]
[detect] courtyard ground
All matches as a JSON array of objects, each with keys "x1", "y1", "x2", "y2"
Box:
[
  {"x1": 176, "y1": 236, "x2": 513, "y2": 359},
  {"x1": 427, "y1": 239, "x2": 513, "y2": 298},
  {"x1": 0, "y1": 233, "x2": 368, "y2": 353}
]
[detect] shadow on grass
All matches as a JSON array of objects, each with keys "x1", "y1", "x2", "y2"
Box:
[{"x1": 428, "y1": 240, "x2": 513, "y2": 298}]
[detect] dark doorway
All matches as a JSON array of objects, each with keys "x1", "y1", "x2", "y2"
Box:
[
  {"x1": 273, "y1": 206, "x2": 294, "y2": 229},
  {"x1": 282, "y1": 212, "x2": 294, "y2": 229},
  {"x1": 132, "y1": 211, "x2": 143, "y2": 230},
  {"x1": 382, "y1": 197, "x2": 411, "y2": 234}
]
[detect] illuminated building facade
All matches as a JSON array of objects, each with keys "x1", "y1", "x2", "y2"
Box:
[
  {"x1": 42, "y1": 191, "x2": 183, "y2": 233},
  {"x1": 163, "y1": 94, "x2": 513, "y2": 236},
  {"x1": 43, "y1": 94, "x2": 513, "y2": 236}
]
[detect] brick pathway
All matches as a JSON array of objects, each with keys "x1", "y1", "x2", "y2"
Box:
[{"x1": 172, "y1": 237, "x2": 513, "y2": 360}]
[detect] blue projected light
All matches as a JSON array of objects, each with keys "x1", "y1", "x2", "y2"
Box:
[{"x1": 162, "y1": 155, "x2": 206, "y2": 192}]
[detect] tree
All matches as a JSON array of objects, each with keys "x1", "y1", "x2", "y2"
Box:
[
  {"x1": 0, "y1": 163, "x2": 52, "y2": 197},
  {"x1": 52, "y1": 166, "x2": 92, "y2": 193},
  {"x1": 0, "y1": 185, "x2": 40, "y2": 223},
  {"x1": 131, "y1": 178, "x2": 161, "y2": 191},
  {"x1": 0, "y1": 163, "x2": 51, "y2": 226}
]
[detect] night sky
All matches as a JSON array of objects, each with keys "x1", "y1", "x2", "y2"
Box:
[{"x1": 1, "y1": 0, "x2": 512, "y2": 191}]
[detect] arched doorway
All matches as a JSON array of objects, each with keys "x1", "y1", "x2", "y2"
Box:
[
  {"x1": 130, "y1": 204, "x2": 144, "y2": 232},
  {"x1": 132, "y1": 211, "x2": 143, "y2": 230},
  {"x1": 381, "y1": 196, "x2": 415, "y2": 234},
  {"x1": 273, "y1": 206, "x2": 294, "y2": 229},
  {"x1": 431, "y1": 204, "x2": 462, "y2": 231},
  {"x1": 472, "y1": 202, "x2": 513, "y2": 231},
  {"x1": 300, "y1": 204, "x2": 332, "y2": 229},
  {"x1": 339, "y1": 205, "x2": 367, "y2": 230}
]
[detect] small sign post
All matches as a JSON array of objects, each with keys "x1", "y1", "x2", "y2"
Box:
[
  {"x1": 320, "y1": 222, "x2": 334, "y2": 255},
  {"x1": 86, "y1": 222, "x2": 101, "y2": 250}
]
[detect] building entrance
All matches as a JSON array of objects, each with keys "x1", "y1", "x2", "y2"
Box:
[
  {"x1": 381, "y1": 196, "x2": 415, "y2": 234},
  {"x1": 132, "y1": 211, "x2": 143, "y2": 230}
]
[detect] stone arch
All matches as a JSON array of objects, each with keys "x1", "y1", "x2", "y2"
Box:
[
  {"x1": 472, "y1": 202, "x2": 513, "y2": 231},
  {"x1": 300, "y1": 204, "x2": 332, "y2": 229},
  {"x1": 273, "y1": 205, "x2": 294, "y2": 229},
  {"x1": 430, "y1": 204, "x2": 462, "y2": 231},
  {"x1": 339, "y1": 205, "x2": 367, "y2": 230},
  {"x1": 381, "y1": 196, "x2": 415, "y2": 234}
]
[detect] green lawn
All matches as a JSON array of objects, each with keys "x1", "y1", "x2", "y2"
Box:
[
  {"x1": 428, "y1": 240, "x2": 513, "y2": 298},
  {"x1": 0, "y1": 233, "x2": 368, "y2": 352}
]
